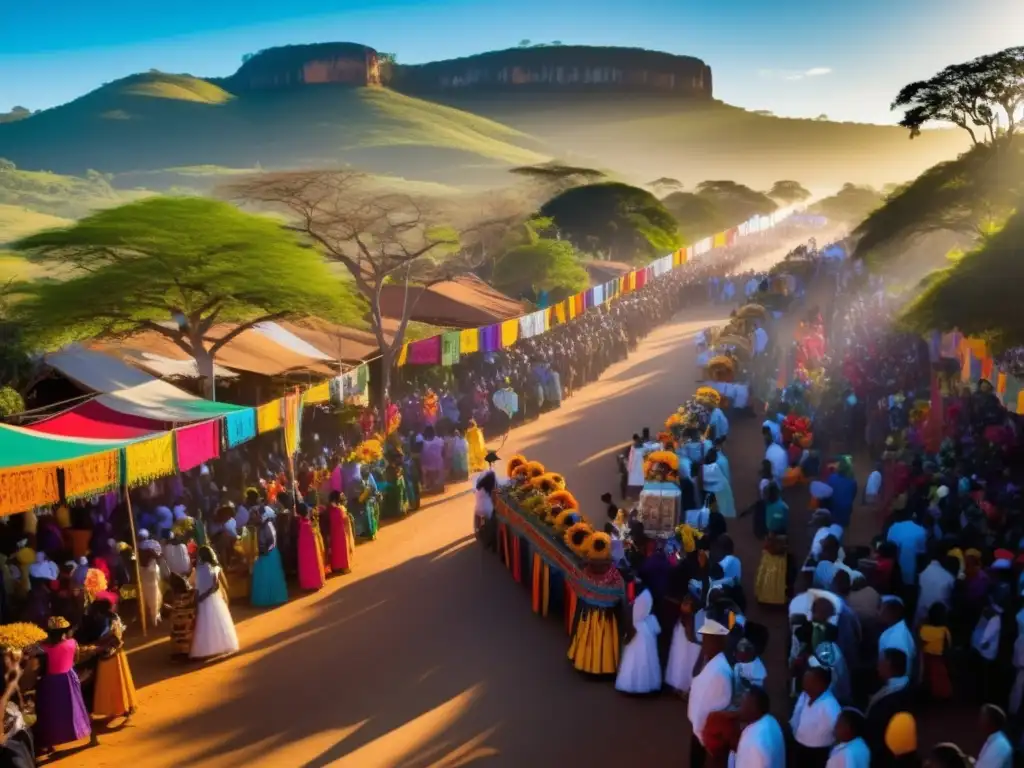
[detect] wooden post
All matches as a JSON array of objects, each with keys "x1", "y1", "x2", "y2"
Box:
[{"x1": 122, "y1": 487, "x2": 148, "y2": 638}]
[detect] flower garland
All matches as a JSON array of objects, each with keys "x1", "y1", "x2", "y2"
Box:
[
  {"x1": 564, "y1": 521, "x2": 594, "y2": 558},
  {"x1": 584, "y1": 531, "x2": 612, "y2": 561}
]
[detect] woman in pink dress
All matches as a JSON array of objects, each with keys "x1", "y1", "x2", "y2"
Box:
[
  {"x1": 295, "y1": 503, "x2": 326, "y2": 591},
  {"x1": 35, "y1": 616, "x2": 96, "y2": 753},
  {"x1": 326, "y1": 491, "x2": 353, "y2": 575}
]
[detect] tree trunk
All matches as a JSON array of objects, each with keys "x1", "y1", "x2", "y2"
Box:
[
  {"x1": 378, "y1": 345, "x2": 392, "y2": 428},
  {"x1": 191, "y1": 342, "x2": 216, "y2": 399}
]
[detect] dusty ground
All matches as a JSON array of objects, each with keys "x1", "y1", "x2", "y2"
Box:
[{"x1": 52, "y1": 300, "x2": 963, "y2": 768}]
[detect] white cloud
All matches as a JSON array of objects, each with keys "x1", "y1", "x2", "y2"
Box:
[{"x1": 758, "y1": 67, "x2": 833, "y2": 82}]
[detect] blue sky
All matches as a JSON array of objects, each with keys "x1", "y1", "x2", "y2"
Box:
[{"x1": 2, "y1": 0, "x2": 1021, "y2": 123}]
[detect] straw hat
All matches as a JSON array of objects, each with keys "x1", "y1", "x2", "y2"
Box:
[{"x1": 47, "y1": 616, "x2": 70, "y2": 631}]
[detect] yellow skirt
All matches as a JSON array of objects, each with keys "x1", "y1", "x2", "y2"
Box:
[
  {"x1": 93, "y1": 651, "x2": 138, "y2": 718},
  {"x1": 755, "y1": 551, "x2": 788, "y2": 605},
  {"x1": 567, "y1": 606, "x2": 620, "y2": 676}
]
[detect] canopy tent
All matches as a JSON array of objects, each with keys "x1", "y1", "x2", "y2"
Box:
[
  {"x1": 44, "y1": 344, "x2": 237, "y2": 387},
  {"x1": 253, "y1": 322, "x2": 334, "y2": 362},
  {"x1": 0, "y1": 423, "x2": 137, "y2": 471},
  {"x1": 26, "y1": 379, "x2": 246, "y2": 440}
]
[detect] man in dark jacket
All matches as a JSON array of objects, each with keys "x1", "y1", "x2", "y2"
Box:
[{"x1": 866, "y1": 648, "x2": 915, "y2": 765}]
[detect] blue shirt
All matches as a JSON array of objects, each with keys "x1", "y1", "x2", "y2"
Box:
[
  {"x1": 826, "y1": 474, "x2": 857, "y2": 528},
  {"x1": 886, "y1": 520, "x2": 928, "y2": 586}
]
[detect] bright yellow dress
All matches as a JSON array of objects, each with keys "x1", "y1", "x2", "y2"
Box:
[
  {"x1": 466, "y1": 426, "x2": 487, "y2": 473},
  {"x1": 93, "y1": 620, "x2": 138, "y2": 718}
]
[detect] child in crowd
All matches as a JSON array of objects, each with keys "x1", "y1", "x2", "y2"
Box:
[{"x1": 919, "y1": 602, "x2": 952, "y2": 701}]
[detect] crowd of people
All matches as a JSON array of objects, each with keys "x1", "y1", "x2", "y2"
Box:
[
  {"x1": 0, "y1": 227, "x2": 811, "y2": 762},
  {"x1": 580, "y1": 248, "x2": 1019, "y2": 767}
]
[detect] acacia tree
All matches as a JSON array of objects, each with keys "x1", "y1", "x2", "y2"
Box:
[
  {"x1": 768, "y1": 180, "x2": 812, "y2": 204},
  {"x1": 892, "y1": 46, "x2": 1023, "y2": 145},
  {"x1": 12, "y1": 196, "x2": 365, "y2": 396},
  {"x1": 227, "y1": 170, "x2": 527, "y2": 413},
  {"x1": 491, "y1": 219, "x2": 588, "y2": 300}
]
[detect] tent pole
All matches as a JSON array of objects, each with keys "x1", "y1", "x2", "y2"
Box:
[{"x1": 123, "y1": 487, "x2": 148, "y2": 638}]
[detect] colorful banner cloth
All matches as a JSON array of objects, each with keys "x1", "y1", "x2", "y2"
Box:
[
  {"x1": 283, "y1": 392, "x2": 302, "y2": 457},
  {"x1": 0, "y1": 466, "x2": 60, "y2": 516},
  {"x1": 500, "y1": 319, "x2": 519, "y2": 348},
  {"x1": 460, "y1": 328, "x2": 480, "y2": 354},
  {"x1": 63, "y1": 451, "x2": 120, "y2": 500},
  {"x1": 408, "y1": 336, "x2": 442, "y2": 365},
  {"x1": 124, "y1": 433, "x2": 176, "y2": 487},
  {"x1": 519, "y1": 311, "x2": 546, "y2": 339},
  {"x1": 442, "y1": 332, "x2": 461, "y2": 366},
  {"x1": 257, "y1": 400, "x2": 283, "y2": 434},
  {"x1": 176, "y1": 421, "x2": 220, "y2": 473},
  {"x1": 304, "y1": 382, "x2": 331, "y2": 405},
  {"x1": 225, "y1": 408, "x2": 257, "y2": 447}
]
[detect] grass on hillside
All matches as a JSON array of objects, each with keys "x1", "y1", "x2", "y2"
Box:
[
  {"x1": 432, "y1": 93, "x2": 970, "y2": 190},
  {"x1": 0, "y1": 75, "x2": 549, "y2": 185}
]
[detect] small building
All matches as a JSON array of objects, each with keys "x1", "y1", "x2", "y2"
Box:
[{"x1": 375, "y1": 274, "x2": 527, "y2": 329}]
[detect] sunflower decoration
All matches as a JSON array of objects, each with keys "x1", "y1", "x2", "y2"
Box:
[
  {"x1": 521, "y1": 495, "x2": 547, "y2": 516},
  {"x1": 546, "y1": 490, "x2": 579, "y2": 511},
  {"x1": 674, "y1": 523, "x2": 704, "y2": 554},
  {"x1": 694, "y1": 386, "x2": 722, "y2": 409},
  {"x1": 506, "y1": 454, "x2": 528, "y2": 477},
  {"x1": 584, "y1": 532, "x2": 613, "y2": 561},
  {"x1": 545, "y1": 472, "x2": 567, "y2": 491},
  {"x1": 656, "y1": 431, "x2": 674, "y2": 448},
  {"x1": 530, "y1": 473, "x2": 560, "y2": 495},
  {"x1": 707, "y1": 355, "x2": 736, "y2": 382},
  {"x1": 553, "y1": 509, "x2": 582, "y2": 534},
  {"x1": 644, "y1": 450, "x2": 680, "y2": 482},
  {"x1": 537, "y1": 504, "x2": 558, "y2": 525},
  {"x1": 665, "y1": 411, "x2": 685, "y2": 431},
  {"x1": 354, "y1": 439, "x2": 384, "y2": 465},
  {"x1": 0, "y1": 622, "x2": 46, "y2": 651},
  {"x1": 564, "y1": 521, "x2": 594, "y2": 558},
  {"x1": 510, "y1": 464, "x2": 531, "y2": 484},
  {"x1": 524, "y1": 461, "x2": 546, "y2": 480}
]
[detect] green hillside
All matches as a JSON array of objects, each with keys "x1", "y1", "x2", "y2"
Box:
[
  {"x1": 0, "y1": 72, "x2": 549, "y2": 187},
  {"x1": 0, "y1": 205, "x2": 73, "y2": 244},
  {"x1": 430, "y1": 93, "x2": 969, "y2": 190}
]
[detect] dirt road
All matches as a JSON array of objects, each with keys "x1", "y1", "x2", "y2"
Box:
[{"x1": 55, "y1": 300, "x2": 884, "y2": 768}]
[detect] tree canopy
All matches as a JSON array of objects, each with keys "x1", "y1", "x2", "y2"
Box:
[
  {"x1": 539, "y1": 181, "x2": 681, "y2": 262},
  {"x1": 768, "y1": 180, "x2": 812, "y2": 204},
  {"x1": 11, "y1": 196, "x2": 366, "y2": 390},
  {"x1": 811, "y1": 183, "x2": 885, "y2": 224},
  {"x1": 900, "y1": 201, "x2": 1024, "y2": 348},
  {"x1": 892, "y1": 46, "x2": 1023, "y2": 145},
  {"x1": 660, "y1": 191, "x2": 726, "y2": 243},
  {"x1": 491, "y1": 238, "x2": 588, "y2": 300},
  {"x1": 852, "y1": 142, "x2": 1023, "y2": 261},
  {"x1": 693, "y1": 180, "x2": 777, "y2": 228}
]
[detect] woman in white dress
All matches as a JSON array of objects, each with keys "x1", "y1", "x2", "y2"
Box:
[
  {"x1": 190, "y1": 546, "x2": 239, "y2": 660},
  {"x1": 666, "y1": 592, "x2": 703, "y2": 695},
  {"x1": 137, "y1": 530, "x2": 163, "y2": 627},
  {"x1": 703, "y1": 449, "x2": 737, "y2": 518},
  {"x1": 615, "y1": 588, "x2": 662, "y2": 694}
]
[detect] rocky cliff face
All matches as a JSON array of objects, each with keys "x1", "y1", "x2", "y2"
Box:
[
  {"x1": 394, "y1": 46, "x2": 712, "y2": 98},
  {"x1": 228, "y1": 44, "x2": 712, "y2": 98}
]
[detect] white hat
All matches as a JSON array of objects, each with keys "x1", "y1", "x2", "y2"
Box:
[
  {"x1": 936, "y1": 485, "x2": 950, "y2": 499},
  {"x1": 698, "y1": 619, "x2": 730, "y2": 636}
]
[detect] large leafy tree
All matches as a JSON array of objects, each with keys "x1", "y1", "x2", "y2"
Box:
[
  {"x1": 892, "y1": 46, "x2": 1023, "y2": 145},
  {"x1": 660, "y1": 191, "x2": 726, "y2": 243},
  {"x1": 12, "y1": 196, "x2": 366, "y2": 395},
  {"x1": 540, "y1": 181, "x2": 681, "y2": 262},
  {"x1": 901, "y1": 202, "x2": 1024, "y2": 348},
  {"x1": 811, "y1": 183, "x2": 885, "y2": 225},
  {"x1": 852, "y1": 142, "x2": 1023, "y2": 260},
  {"x1": 491, "y1": 219, "x2": 587, "y2": 300},
  {"x1": 768, "y1": 180, "x2": 812, "y2": 204},
  {"x1": 694, "y1": 180, "x2": 778, "y2": 226},
  {"x1": 227, "y1": 170, "x2": 527, "y2": 413}
]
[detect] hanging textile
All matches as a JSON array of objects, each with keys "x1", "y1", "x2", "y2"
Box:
[
  {"x1": 225, "y1": 408, "x2": 257, "y2": 447},
  {"x1": 408, "y1": 336, "x2": 442, "y2": 365},
  {"x1": 713, "y1": 232, "x2": 727, "y2": 249},
  {"x1": 257, "y1": 399, "x2": 283, "y2": 433},
  {"x1": 997, "y1": 372, "x2": 1008, "y2": 399},
  {"x1": 176, "y1": 421, "x2": 220, "y2": 473},
  {"x1": 304, "y1": 382, "x2": 331, "y2": 405},
  {"x1": 726, "y1": 228, "x2": 738, "y2": 246},
  {"x1": 0, "y1": 466, "x2": 59, "y2": 516},
  {"x1": 686, "y1": 246, "x2": 694, "y2": 261},
  {"x1": 442, "y1": 332, "x2": 461, "y2": 366},
  {"x1": 63, "y1": 451, "x2": 120, "y2": 500},
  {"x1": 519, "y1": 311, "x2": 545, "y2": 339},
  {"x1": 481, "y1": 325, "x2": 501, "y2": 353},
  {"x1": 605, "y1": 280, "x2": 618, "y2": 301},
  {"x1": 1006, "y1": 376, "x2": 1024, "y2": 412},
  {"x1": 981, "y1": 355, "x2": 994, "y2": 382},
  {"x1": 628, "y1": 272, "x2": 638, "y2": 292},
  {"x1": 567, "y1": 296, "x2": 578, "y2": 319},
  {"x1": 500, "y1": 319, "x2": 519, "y2": 348},
  {"x1": 460, "y1": 327, "x2": 480, "y2": 355},
  {"x1": 574, "y1": 292, "x2": 586, "y2": 316},
  {"x1": 342, "y1": 365, "x2": 369, "y2": 405},
  {"x1": 635, "y1": 269, "x2": 647, "y2": 290},
  {"x1": 554, "y1": 302, "x2": 567, "y2": 325},
  {"x1": 396, "y1": 344, "x2": 409, "y2": 367},
  {"x1": 969, "y1": 352, "x2": 983, "y2": 382},
  {"x1": 283, "y1": 392, "x2": 302, "y2": 457},
  {"x1": 592, "y1": 284, "x2": 605, "y2": 306},
  {"x1": 124, "y1": 433, "x2": 176, "y2": 487}
]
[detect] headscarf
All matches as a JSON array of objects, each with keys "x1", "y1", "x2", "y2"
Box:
[{"x1": 884, "y1": 712, "x2": 917, "y2": 756}]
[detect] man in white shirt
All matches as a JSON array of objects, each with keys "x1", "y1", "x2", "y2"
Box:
[
  {"x1": 976, "y1": 704, "x2": 1014, "y2": 768},
  {"x1": 915, "y1": 552, "x2": 956, "y2": 626},
  {"x1": 733, "y1": 686, "x2": 785, "y2": 768},
  {"x1": 878, "y1": 596, "x2": 916, "y2": 674},
  {"x1": 765, "y1": 437, "x2": 788, "y2": 483},
  {"x1": 790, "y1": 666, "x2": 841, "y2": 764},
  {"x1": 688, "y1": 620, "x2": 735, "y2": 768},
  {"x1": 809, "y1": 512, "x2": 844, "y2": 559},
  {"x1": 762, "y1": 421, "x2": 783, "y2": 445}
]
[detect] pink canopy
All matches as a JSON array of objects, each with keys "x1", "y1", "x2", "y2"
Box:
[{"x1": 28, "y1": 400, "x2": 167, "y2": 440}]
